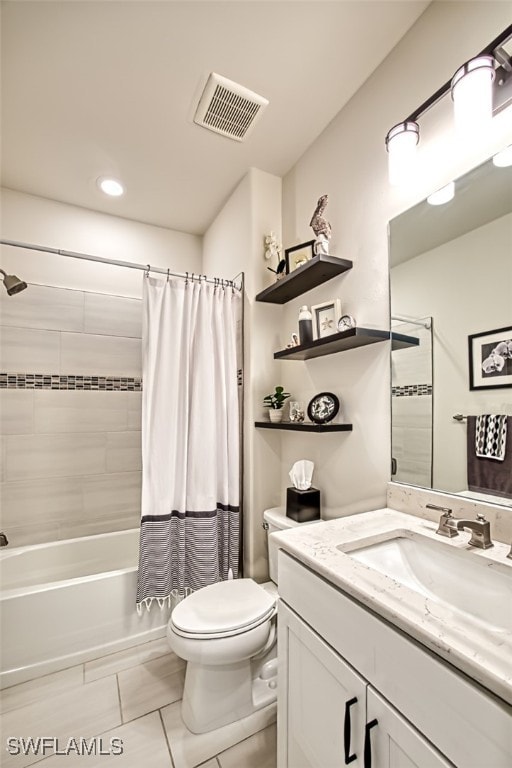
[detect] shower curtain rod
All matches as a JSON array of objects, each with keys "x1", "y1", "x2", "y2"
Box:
[
  {"x1": 0, "y1": 238, "x2": 243, "y2": 290},
  {"x1": 391, "y1": 314, "x2": 431, "y2": 330}
]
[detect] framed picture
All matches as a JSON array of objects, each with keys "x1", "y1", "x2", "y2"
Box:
[
  {"x1": 468, "y1": 326, "x2": 512, "y2": 390},
  {"x1": 284, "y1": 240, "x2": 315, "y2": 274},
  {"x1": 307, "y1": 392, "x2": 340, "y2": 424},
  {"x1": 311, "y1": 299, "x2": 342, "y2": 339}
]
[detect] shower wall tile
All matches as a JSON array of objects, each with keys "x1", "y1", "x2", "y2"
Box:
[
  {"x1": 84, "y1": 292, "x2": 142, "y2": 338},
  {"x1": 60, "y1": 332, "x2": 142, "y2": 376},
  {"x1": 127, "y1": 392, "x2": 142, "y2": 429},
  {"x1": 3, "y1": 521, "x2": 62, "y2": 548},
  {"x1": 33, "y1": 390, "x2": 133, "y2": 433},
  {"x1": 0, "y1": 283, "x2": 84, "y2": 332},
  {"x1": 1, "y1": 286, "x2": 145, "y2": 544},
  {"x1": 4, "y1": 433, "x2": 106, "y2": 481},
  {"x1": 393, "y1": 457, "x2": 432, "y2": 488},
  {"x1": 82, "y1": 471, "x2": 142, "y2": 518},
  {"x1": 106, "y1": 431, "x2": 142, "y2": 473},
  {"x1": 391, "y1": 326, "x2": 431, "y2": 388},
  {"x1": 0, "y1": 390, "x2": 34, "y2": 434},
  {"x1": 0, "y1": 326, "x2": 61, "y2": 373},
  {"x1": 59, "y1": 513, "x2": 140, "y2": 541},
  {"x1": 392, "y1": 395, "x2": 432, "y2": 429},
  {"x1": 0, "y1": 435, "x2": 5, "y2": 482},
  {"x1": 0, "y1": 476, "x2": 83, "y2": 525}
]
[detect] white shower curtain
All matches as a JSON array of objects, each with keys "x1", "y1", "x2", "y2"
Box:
[{"x1": 136, "y1": 276, "x2": 241, "y2": 611}]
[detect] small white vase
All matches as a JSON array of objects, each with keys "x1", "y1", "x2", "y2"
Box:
[{"x1": 269, "y1": 409, "x2": 283, "y2": 423}]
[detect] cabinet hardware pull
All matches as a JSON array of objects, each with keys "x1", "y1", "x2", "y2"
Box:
[
  {"x1": 363, "y1": 719, "x2": 378, "y2": 768},
  {"x1": 343, "y1": 697, "x2": 358, "y2": 764}
]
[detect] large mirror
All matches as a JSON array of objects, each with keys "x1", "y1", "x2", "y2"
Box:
[{"x1": 389, "y1": 150, "x2": 512, "y2": 507}]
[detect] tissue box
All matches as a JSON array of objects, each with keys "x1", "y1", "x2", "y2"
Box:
[{"x1": 286, "y1": 487, "x2": 321, "y2": 523}]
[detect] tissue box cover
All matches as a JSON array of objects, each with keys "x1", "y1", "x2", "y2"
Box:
[{"x1": 286, "y1": 487, "x2": 321, "y2": 522}]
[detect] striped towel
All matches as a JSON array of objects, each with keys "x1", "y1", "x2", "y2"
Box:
[{"x1": 475, "y1": 415, "x2": 508, "y2": 461}]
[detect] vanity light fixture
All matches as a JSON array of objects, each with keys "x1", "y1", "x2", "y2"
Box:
[
  {"x1": 427, "y1": 181, "x2": 455, "y2": 206},
  {"x1": 492, "y1": 144, "x2": 512, "y2": 167},
  {"x1": 385, "y1": 121, "x2": 420, "y2": 186},
  {"x1": 97, "y1": 177, "x2": 124, "y2": 197},
  {"x1": 451, "y1": 55, "x2": 495, "y2": 135},
  {"x1": 386, "y1": 24, "x2": 512, "y2": 185}
]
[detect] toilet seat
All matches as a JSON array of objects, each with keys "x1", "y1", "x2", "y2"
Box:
[{"x1": 170, "y1": 578, "x2": 276, "y2": 640}]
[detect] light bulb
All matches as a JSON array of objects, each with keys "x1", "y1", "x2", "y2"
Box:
[
  {"x1": 451, "y1": 56, "x2": 495, "y2": 137},
  {"x1": 427, "y1": 181, "x2": 455, "y2": 206},
  {"x1": 386, "y1": 121, "x2": 419, "y2": 186},
  {"x1": 98, "y1": 178, "x2": 124, "y2": 197}
]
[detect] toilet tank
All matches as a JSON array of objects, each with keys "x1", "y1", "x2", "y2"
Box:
[{"x1": 263, "y1": 507, "x2": 310, "y2": 584}]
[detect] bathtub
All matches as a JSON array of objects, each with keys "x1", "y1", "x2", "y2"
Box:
[{"x1": 0, "y1": 529, "x2": 169, "y2": 688}]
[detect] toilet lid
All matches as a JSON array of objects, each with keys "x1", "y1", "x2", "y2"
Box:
[{"x1": 171, "y1": 578, "x2": 276, "y2": 636}]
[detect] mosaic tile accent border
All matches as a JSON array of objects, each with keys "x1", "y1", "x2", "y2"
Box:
[
  {"x1": 392, "y1": 384, "x2": 432, "y2": 397},
  {"x1": 0, "y1": 373, "x2": 142, "y2": 391}
]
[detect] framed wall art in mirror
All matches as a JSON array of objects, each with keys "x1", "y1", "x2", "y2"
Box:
[
  {"x1": 389, "y1": 149, "x2": 512, "y2": 508},
  {"x1": 468, "y1": 326, "x2": 512, "y2": 390}
]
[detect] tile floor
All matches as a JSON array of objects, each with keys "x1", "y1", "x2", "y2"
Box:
[{"x1": 0, "y1": 638, "x2": 277, "y2": 768}]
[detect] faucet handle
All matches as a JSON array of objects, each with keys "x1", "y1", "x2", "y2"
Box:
[
  {"x1": 426, "y1": 504, "x2": 452, "y2": 513},
  {"x1": 433, "y1": 507, "x2": 459, "y2": 538},
  {"x1": 476, "y1": 513, "x2": 487, "y2": 522}
]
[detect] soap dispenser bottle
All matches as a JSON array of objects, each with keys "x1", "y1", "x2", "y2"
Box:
[{"x1": 298, "y1": 305, "x2": 313, "y2": 345}]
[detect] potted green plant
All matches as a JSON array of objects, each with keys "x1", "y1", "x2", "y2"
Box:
[{"x1": 263, "y1": 386, "x2": 290, "y2": 423}]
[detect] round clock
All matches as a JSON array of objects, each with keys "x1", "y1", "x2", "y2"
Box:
[
  {"x1": 337, "y1": 314, "x2": 356, "y2": 333},
  {"x1": 307, "y1": 392, "x2": 340, "y2": 424}
]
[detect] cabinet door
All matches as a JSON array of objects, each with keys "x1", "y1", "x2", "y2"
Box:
[
  {"x1": 365, "y1": 688, "x2": 453, "y2": 768},
  {"x1": 279, "y1": 602, "x2": 366, "y2": 767}
]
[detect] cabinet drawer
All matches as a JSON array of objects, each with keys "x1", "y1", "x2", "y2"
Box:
[{"x1": 279, "y1": 550, "x2": 512, "y2": 768}]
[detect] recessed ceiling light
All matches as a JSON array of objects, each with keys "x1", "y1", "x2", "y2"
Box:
[
  {"x1": 98, "y1": 177, "x2": 124, "y2": 197},
  {"x1": 427, "y1": 181, "x2": 455, "y2": 206},
  {"x1": 492, "y1": 145, "x2": 512, "y2": 168}
]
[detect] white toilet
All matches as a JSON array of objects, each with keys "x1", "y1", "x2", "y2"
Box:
[{"x1": 166, "y1": 507, "x2": 309, "y2": 734}]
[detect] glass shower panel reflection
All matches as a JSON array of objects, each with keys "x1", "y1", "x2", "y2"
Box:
[{"x1": 391, "y1": 318, "x2": 433, "y2": 487}]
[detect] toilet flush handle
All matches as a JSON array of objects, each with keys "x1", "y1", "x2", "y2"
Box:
[{"x1": 262, "y1": 522, "x2": 269, "y2": 530}]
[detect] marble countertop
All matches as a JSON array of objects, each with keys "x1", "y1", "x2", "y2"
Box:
[{"x1": 272, "y1": 507, "x2": 512, "y2": 706}]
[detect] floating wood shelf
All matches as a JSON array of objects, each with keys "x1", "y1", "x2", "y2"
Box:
[
  {"x1": 274, "y1": 328, "x2": 418, "y2": 361},
  {"x1": 255, "y1": 254, "x2": 353, "y2": 304},
  {"x1": 255, "y1": 421, "x2": 353, "y2": 433},
  {"x1": 391, "y1": 332, "x2": 420, "y2": 351}
]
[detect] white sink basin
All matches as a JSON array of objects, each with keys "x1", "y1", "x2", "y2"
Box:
[{"x1": 346, "y1": 534, "x2": 512, "y2": 633}]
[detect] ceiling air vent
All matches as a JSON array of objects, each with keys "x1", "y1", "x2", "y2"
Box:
[{"x1": 194, "y1": 73, "x2": 268, "y2": 142}]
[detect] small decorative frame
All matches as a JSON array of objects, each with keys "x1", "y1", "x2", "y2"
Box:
[
  {"x1": 311, "y1": 299, "x2": 342, "y2": 339},
  {"x1": 307, "y1": 392, "x2": 340, "y2": 424},
  {"x1": 468, "y1": 326, "x2": 512, "y2": 390},
  {"x1": 284, "y1": 240, "x2": 315, "y2": 274}
]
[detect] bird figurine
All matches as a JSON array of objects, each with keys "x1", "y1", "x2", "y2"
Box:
[{"x1": 310, "y1": 194, "x2": 332, "y2": 240}]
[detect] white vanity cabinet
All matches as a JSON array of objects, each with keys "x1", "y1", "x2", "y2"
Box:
[
  {"x1": 280, "y1": 602, "x2": 450, "y2": 768},
  {"x1": 277, "y1": 550, "x2": 512, "y2": 768}
]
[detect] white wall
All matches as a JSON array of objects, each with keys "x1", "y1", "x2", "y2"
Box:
[
  {"x1": 280, "y1": 1, "x2": 512, "y2": 518},
  {"x1": 203, "y1": 168, "x2": 283, "y2": 579},
  {"x1": 0, "y1": 188, "x2": 202, "y2": 297},
  {"x1": 392, "y1": 213, "x2": 512, "y2": 494}
]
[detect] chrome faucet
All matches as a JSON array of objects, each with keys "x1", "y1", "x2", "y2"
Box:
[
  {"x1": 0, "y1": 532, "x2": 8, "y2": 547},
  {"x1": 436, "y1": 511, "x2": 493, "y2": 549}
]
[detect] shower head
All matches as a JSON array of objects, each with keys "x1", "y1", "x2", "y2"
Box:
[{"x1": 0, "y1": 269, "x2": 28, "y2": 296}]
